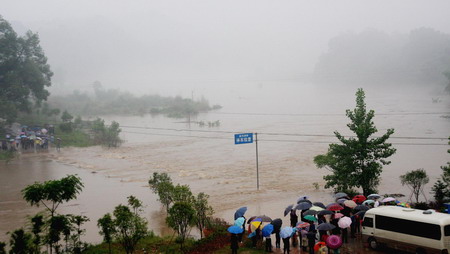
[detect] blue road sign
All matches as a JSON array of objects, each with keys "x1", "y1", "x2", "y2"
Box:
[{"x1": 235, "y1": 133, "x2": 253, "y2": 144}]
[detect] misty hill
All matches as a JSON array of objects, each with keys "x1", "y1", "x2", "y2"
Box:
[
  {"x1": 313, "y1": 28, "x2": 450, "y2": 87},
  {"x1": 47, "y1": 85, "x2": 221, "y2": 118}
]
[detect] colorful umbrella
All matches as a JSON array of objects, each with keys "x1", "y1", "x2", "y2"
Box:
[
  {"x1": 326, "y1": 203, "x2": 344, "y2": 211},
  {"x1": 352, "y1": 195, "x2": 366, "y2": 204},
  {"x1": 296, "y1": 221, "x2": 310, "y2": 229},
  {"x1": 313, "y1": 202, "x2": 326, "y2": 209},
  {"x1": 314, "y1": 241, "x2": 327, "y2": 251},
  {"x1": 343, "y1": 200, "x2": 357, "y2": 208},
  {"x1": 317, "y1": 223, "x2": 336, "y2": 231},
  {"x1": 338, "y1": 216, "x2": 352, "y2": 228},
  {"x1": 310, "y1": 206, "x2": 324, "y2": 211},
  {"x1": 326, "y1": 235, "x2": 343, "y2": 249},
  {"x1": 257, "y1": 215, "x2": 272, "y2": 222},
  {"x1": 382, "y1": 197, "x2": 396, "y2": 203},
  {"x1": 234, "y1": 207, "x2": 247, "y2": 220},
  {"x1": 262, "y1": 224, "x2": 274, "y2": 237},
  {"x1": 333, "y1": 213, "x2": 344, "y2": 219},
  {"x1": 304, "y1": 215, "x2": 317, "y2": 222},
  {"x1": 280, "y1": 226, "x2": 294, "y2": 239},
  {"x1": 228, "y1": 225, "x2": 244, "y2": 234},
  {"x1": 234, "y1": 217, "x2": 245, "y2": 227}
]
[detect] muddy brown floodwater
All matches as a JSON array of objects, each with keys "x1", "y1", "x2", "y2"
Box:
[{"x1": 1, "y1": 84, "x2": 449, "y2": 248}]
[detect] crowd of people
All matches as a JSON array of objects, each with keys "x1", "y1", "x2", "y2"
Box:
[
  {"x1": 229, "y1": 193, "x2": 405, "y2": 254},
  {"x1": 1, "y1": 124, "x2": 61, "y2": 152}
]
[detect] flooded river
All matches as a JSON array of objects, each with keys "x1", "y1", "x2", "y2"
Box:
[{"x1": 0, "y1": 83, "x2": 449, "y2": 244}]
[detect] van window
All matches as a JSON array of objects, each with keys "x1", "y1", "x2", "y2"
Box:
[
  {"x1": 445, "y1": 225, "x2": 450, "y2": 236},
  {"x1": 362, "y1": 217, "x2": 373, "y2": 227},
  {"x1": 375, "y1": 215, "x2": 441, "y2": 240}
]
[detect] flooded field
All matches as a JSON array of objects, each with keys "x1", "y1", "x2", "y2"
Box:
[{"x1": 1, "y1": 83, "x2": 449, "y2": 244}]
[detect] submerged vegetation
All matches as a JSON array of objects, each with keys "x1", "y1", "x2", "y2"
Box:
[{"x1": 48, "y1": 83, "x2": 222, "y2": 118}]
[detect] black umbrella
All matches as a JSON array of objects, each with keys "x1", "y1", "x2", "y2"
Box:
[
  {"x1": 334, "y1": 192, "x2": 349, "y2": 199},
  {"x1": 313, "y1": 202, "x2": 326, "y2": 209},
  {"x1": 271, "y1": 218, "x2": 282, "y2": 232},
  {"x1": 234, "y1": 207, "x2": 247, "y2": 220},
  {"x1": 297, "y1": 199, "x2": 313, "y2": 205},
  {"x1": 354, "y1": 205, "x2": 370, "y2": 212},
  {"x1": 318, "y1": 210, "x2": 334, "y2": 216},
  {"x1": 317, "y1": 222, "x2": 336, "y2": 231},
  {"x1": 284, "y1": 204, "x2": 294, "y2": 217},
  {"x1": 295, "y1": 202, "x2": 312, "y2": 210},
  {"x1": 303, "y1": 210, "x2": 318, "y2": 216}
]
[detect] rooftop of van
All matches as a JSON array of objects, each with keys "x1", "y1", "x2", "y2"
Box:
[{"x1": 366, "y1": 206, "x2": 450, "y2": 224}]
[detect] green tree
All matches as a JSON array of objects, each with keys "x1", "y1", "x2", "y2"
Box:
[
  {"x1": 112, "y1": 203, "x2": 148, "y2": 254},
  {"x1": 97, "y1": 213, "x2": 115, "y2": 254},
  {"x1": 193, "y1": 192, "x2": 214, "y2": 239},
  {"x1": 0, "y1": 16, "x2": 53, "y2": 123},
  {"x1": 432, "y1": 137, "x2": 450, "y2": 202},
  {"x1": 30, "y1": 214, "x2": 44, "y2": 254},
  {"x1": 172, "y1": 184, "x2": 193, "y2": 203},
  {"x1": 400, "y1": 169, "x2": 429, "y2": 203},
  {"x1": 148, "y1": 172, "x2": 174, "y2": 213},
  {"x1": 0, "y1": 242, "x2": 5, "y2": 254},
  {"x1": 314, "y1": 88, "x2": 396, "y2": 196},
  {"x1": 8, "y1": 229, "x2": 33, "y2": 254},
  {"x1": 166, "y1": 202, "x2": 196, "y2": 250},
  {"x1": 21, "y1": 175, "x2": 83, "y2": 254}
]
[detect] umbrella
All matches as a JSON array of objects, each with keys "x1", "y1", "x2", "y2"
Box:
[
  {"x1": 296, "y1": 195, "x2": 309, "y2": 203},
  {"x1": 317, "y1": 223, "x2": 336, "y2": 231},
  {"x1": 382, "y1": 197, "x2": 396, "y2": 203},
  {"x1": 333, "y1": 213, "x2": 344, "y2": 219},
  {"x1": 295, "y1": 202, "x2": 312, "y2": 210},
  {"x1": 250, "y1": 218, "x2": 264, "y2": 232},
  {"x1": 338, "y1": 216, "x2": 352, "y2": 228},
  {"x1": 352, "y1": 195, "x2": 367, "y2": 204},
  {"x1": 247, "y1": 216, "x2": 257, "y2": 224},
  {"x1": 298, "y1": 199, "x2": 313, "y2": 205},
  {"x1": 234, "y1": 207, "x2": 247, "y2": 220},
  {"x1": 304, "y1": 215, "x2": 317, "y2": 222},
  {"x1": 280, "y1": 227, "x2": 294, "y2": 239},
  {"x1": 397, "y1": 202, "x2": 411, "y2": 208},
  {"x1": 355, "y1": 211, "x2": 366, "y2": 218},
  {"x1": 227, "y1": 225, "x2": 244, "y2": 234},
  {"x1": 326, "y1": 203, "x2": 344, "y2": 211},
  {"x1": 257, "y1": 215, "x2": 273, "y2": 222},
  {"x1": 367, "y1": 194, "x2": 381, "y2": 200},
  {"x1": 313, "y1": 202, "x2": 326, "y2": 209},
  {"x1": 336, "y1": 198, "x2": 347, "y2": 204},
  {"x1": 284, "y1": 204, "x2": 294, "y2": 217},
  {"x1": 362, "y1": 200, "x2": 375, "y2": 206},
  {"x1": 334, "y1": 192, "x2": 349, "y2": 199},
  {"x1": 314, "y1": 242, "x2": 327, "y2": 252},
  {"x1": 262, "y1": 224, "x2": 274, "y2": 237},
  {"x1": 326, "y1": 235, "x2": 343, "y2": 249},
  {"x1": 296, "y1": 221, "x2": 310, "y2": 229},
  {"x1": 234, "y1": 217, "x2": 245, "y2": 227},
  {"x1": 271, "y1": 218, "x2": 282, "y2": 232},
  {"x1": 318, "y1": 210, "x2": 334, "y2": 216},
  {"x1": 303, "y1": 210, "x2": 318, "y2": 216},
  {"x1": 354, "y1": 205, "x2": 369, "y2": 212},
  {"x1": 309, "y1": 206, "x2": 324, "y2": 211},
  {"x1": 343, "y1": 200, "x2": 357, "y2": 208}
]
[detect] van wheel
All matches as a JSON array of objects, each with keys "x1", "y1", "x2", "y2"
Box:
[
  {"x1": 368, "y1": 237, "x2": 378, "y2": 250},
  {"x1": 415, "y1": 248, "x2": 426, "y2": 254}
]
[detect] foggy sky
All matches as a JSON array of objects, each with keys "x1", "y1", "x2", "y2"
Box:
[{"x1": 1, "y1": 0, "x2": 450, "y2": 95}]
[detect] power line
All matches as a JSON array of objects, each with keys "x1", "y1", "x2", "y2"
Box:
[
  {"x1": 120, "y1": 125, "x2": 449, "y2": 141},
  {"x1": 120, "y1": 131, "x2": 448, "y2": 146},
  {"x1": 209, "y1": 111, "x2": 450, "y2": 116}
]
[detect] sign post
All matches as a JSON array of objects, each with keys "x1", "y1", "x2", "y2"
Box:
[{"x1": 234, "y1": 133, "x2": 260, "y2": 190}]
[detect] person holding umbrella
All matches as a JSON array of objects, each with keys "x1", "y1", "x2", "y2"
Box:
[
  {"x1": 227, "y1": 226, "x2": 243, "y2": 254},
  {"x1": 271, "y1": 218, "x2": 282, "y2": 249}
]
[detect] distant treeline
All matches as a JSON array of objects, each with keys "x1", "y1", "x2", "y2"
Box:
[
  {"x1": 313, "y1": 27, "x2": 450, "y2": 87},
  {"x1": 48, "y1": 86, "x2": 221, "y2": 118}
]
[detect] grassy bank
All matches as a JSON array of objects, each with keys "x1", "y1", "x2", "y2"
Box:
[
  {"x1": 0, "y1": 150, "x2": 15, "y2": 162},
  {"x1": 55, "y1": 128, "x2": 93, "y2": 147}
]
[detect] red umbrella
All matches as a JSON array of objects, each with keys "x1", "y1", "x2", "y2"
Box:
[
  {"x1": 352, "y1": 195, "x2": 366, "y2": 204},
  {"x1": 314, "y1": 241, "x2": 327, "y2": 251},
  {"x1": 326, "y1": 203, "x2": 344, "y2": 211}
]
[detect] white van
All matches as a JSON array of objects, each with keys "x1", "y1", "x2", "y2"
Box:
[{"x1": 361, "y1": 206, "x2": 450, "y2": 254}]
